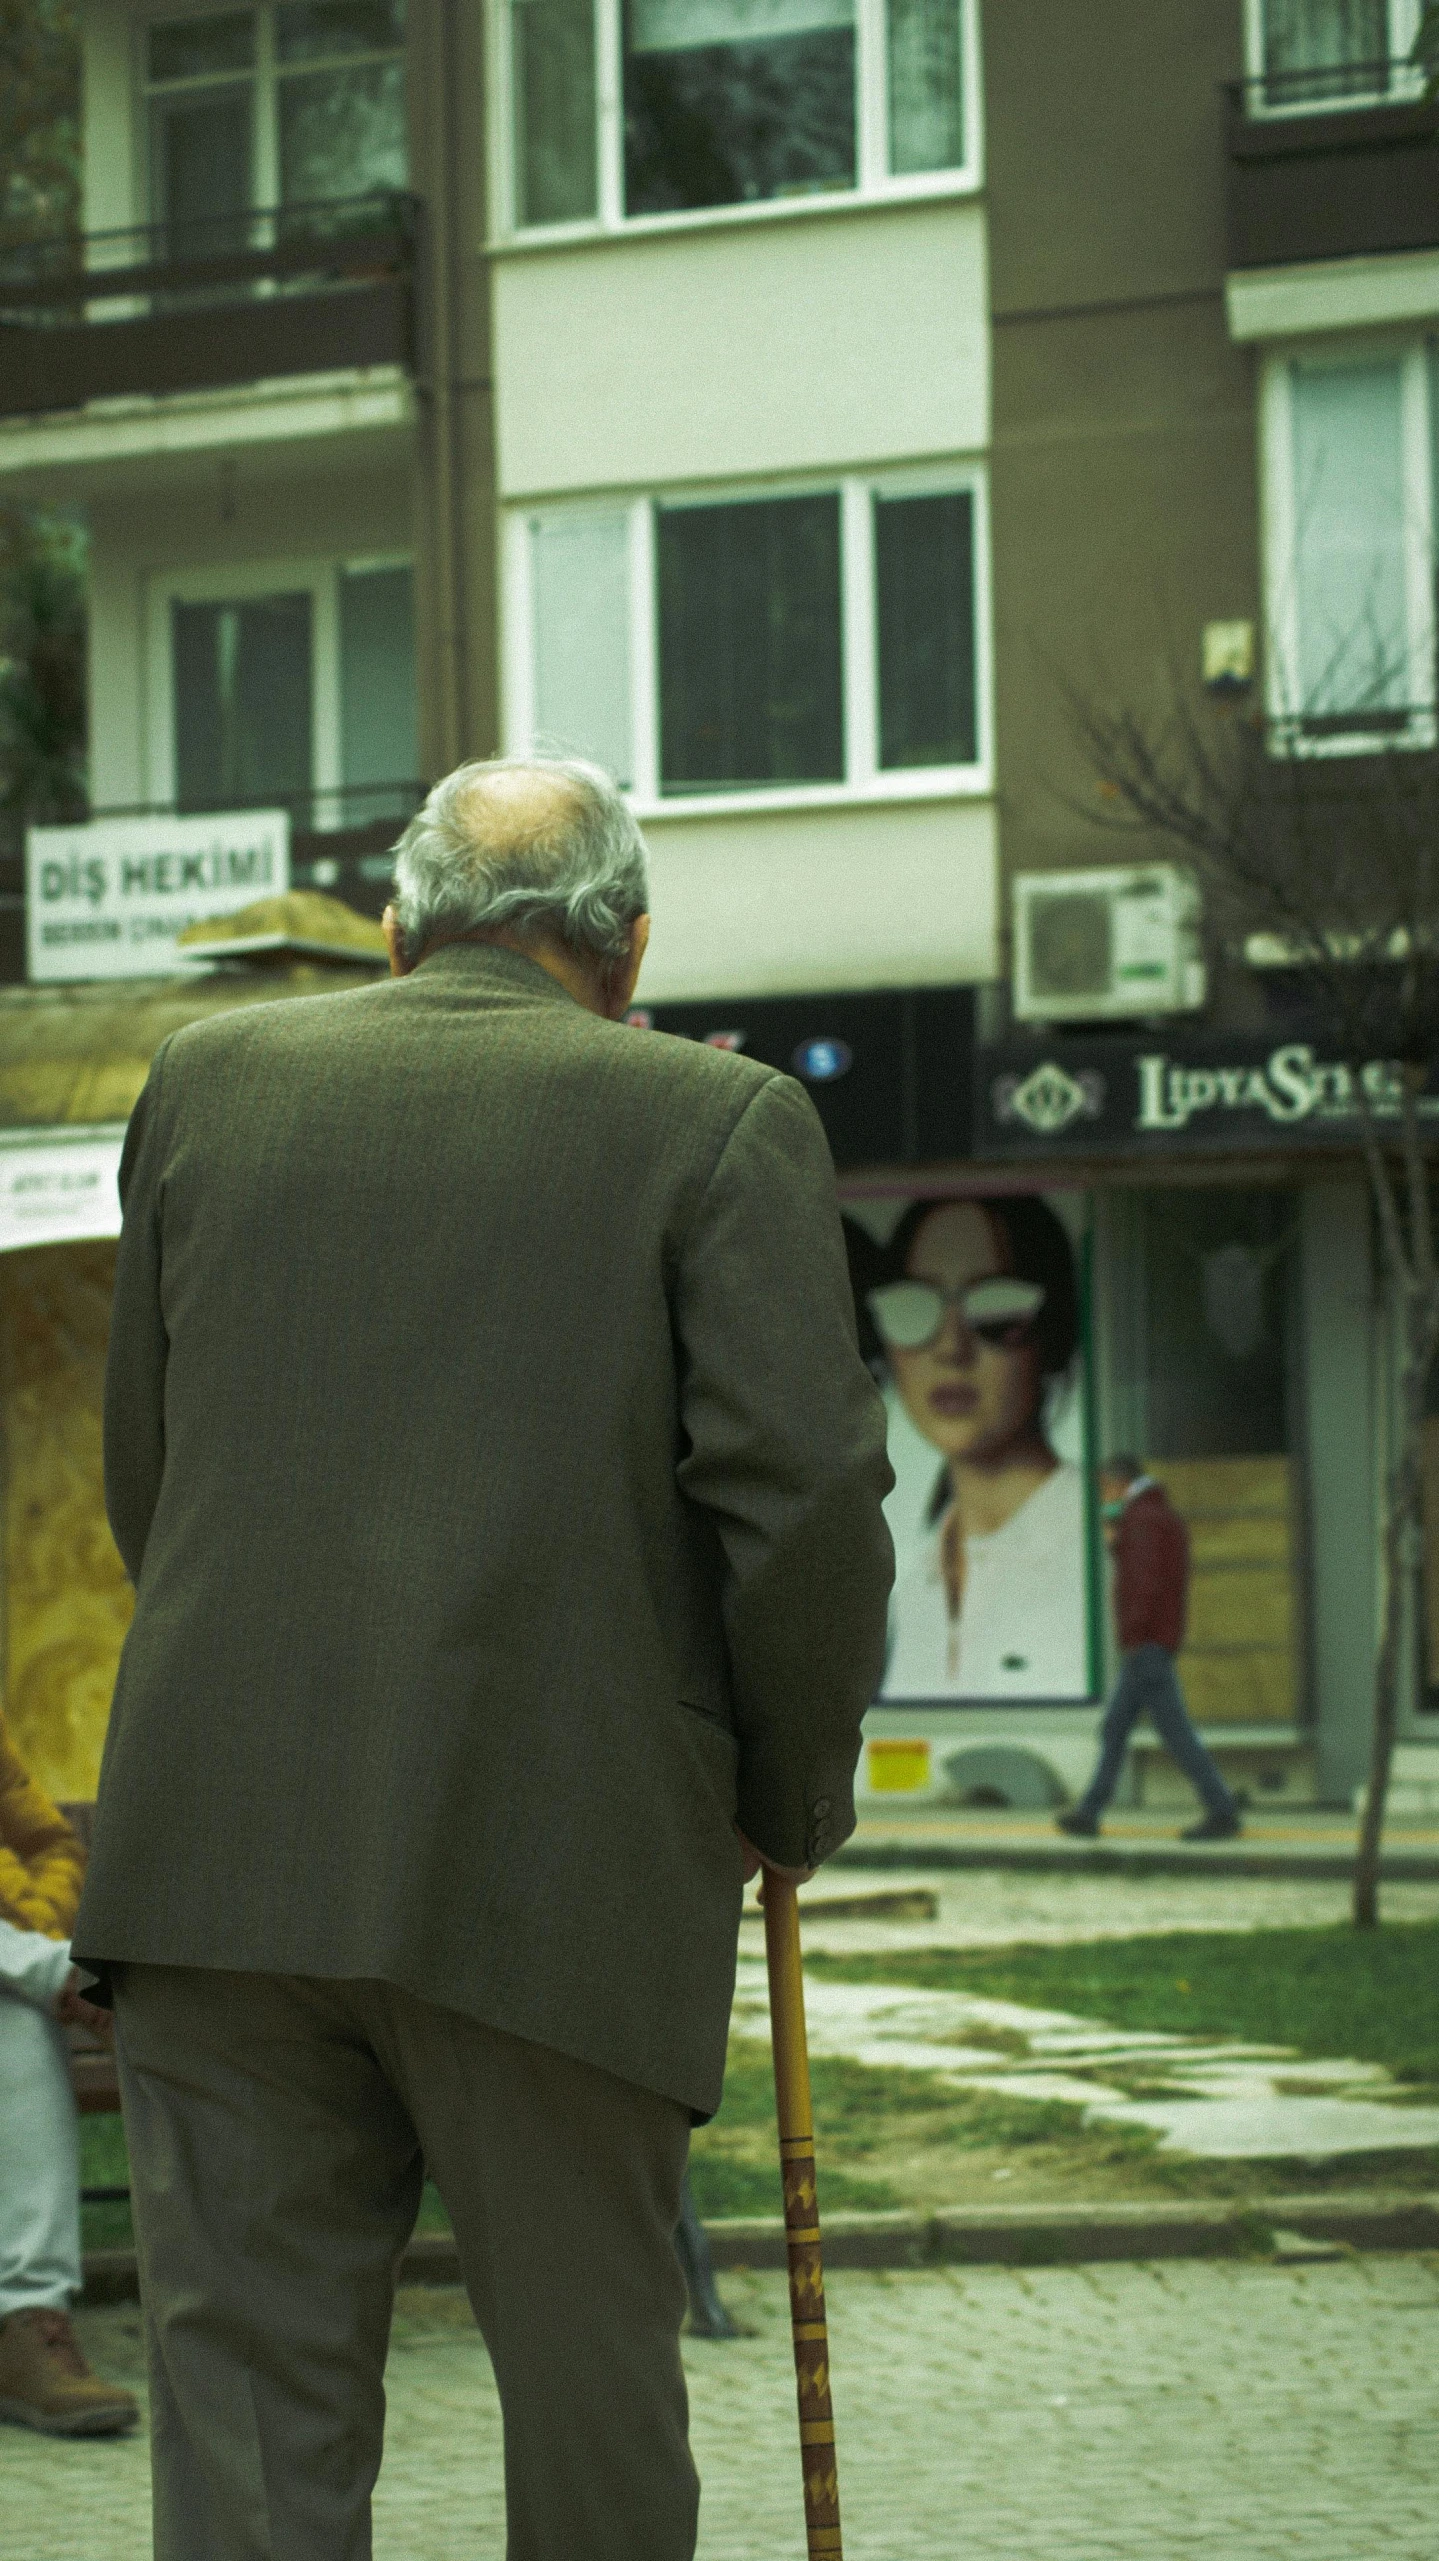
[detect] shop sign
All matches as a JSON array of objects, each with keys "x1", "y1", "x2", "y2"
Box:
[
  {"x1": 978, "y1": 1029, "x2": 1439, "y2": 1156},
  {"x1": 26, "y1": 811, "x2": 291, "y2": 983},
  {"x1": 0, "y1": 1128, "x2": 124, "y2": 1254},
  {"x1": 629, "y1": 987, "x2": 975, "y2": 1171}
]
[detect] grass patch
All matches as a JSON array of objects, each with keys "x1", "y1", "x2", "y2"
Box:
[
  {"x1": 79, "y1": 2115, "x2": 133, "y2": 2252},
  {"x1": 686, "y1": 2038, "x2": 1169, "y2": 2218},
  {"x1": 807, "y1": 1919, "x2": 1439, "y2": 2083}
]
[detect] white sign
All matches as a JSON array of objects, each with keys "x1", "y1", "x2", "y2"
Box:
[
  {"x1": 0, "y1": 1128, "x2": 125, "y2": 1254},
  {"x1": 26, "y1": 811, "x2": 291, "y2": 982}
]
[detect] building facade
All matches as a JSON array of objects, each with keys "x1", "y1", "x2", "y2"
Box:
[{"x1": 0, "y1": 0, "x2": 1435, "y2": 1815}]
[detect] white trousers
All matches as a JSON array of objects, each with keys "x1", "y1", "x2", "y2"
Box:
[{"x1": 0, "y1": 1922, "x2": 81, "y2": 2319}]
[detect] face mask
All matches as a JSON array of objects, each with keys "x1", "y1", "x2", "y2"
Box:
[{"x1": 1100, "y1": 1499, "x2": 1124, "y2": 1522}]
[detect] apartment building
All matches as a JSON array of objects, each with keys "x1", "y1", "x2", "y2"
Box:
[
  {"x1": 0, "y1": 0, "x2": 1434, "y2": 1816},
  {"x1": 964, "y1": 0, "x2": 1439, "y2": 1815}
]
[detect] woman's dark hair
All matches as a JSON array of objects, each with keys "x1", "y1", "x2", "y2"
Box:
[{"x1": 846, "y1": 1193, "x2": 1080, "y2": 1381}]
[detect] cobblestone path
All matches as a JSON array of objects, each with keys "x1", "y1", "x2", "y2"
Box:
[{"x1": 9, "y1": 2256, "x2": 1436, "y2": 2560}]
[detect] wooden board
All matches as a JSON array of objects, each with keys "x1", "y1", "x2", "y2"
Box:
[
  {"x1": 1152, "y1": 1455, "x2": 1301, "y2": 1727},
  {"x1": 2, "y1": 1244, "x2": 133, "y2": 1801}
]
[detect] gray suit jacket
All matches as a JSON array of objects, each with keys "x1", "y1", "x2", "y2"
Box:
[{"x1": 74, "y1": 945, "x2": 893, "y2": 2115}]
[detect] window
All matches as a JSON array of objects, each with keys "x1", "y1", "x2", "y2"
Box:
[
  {"x1": 143, "y1": 0, "x2": 407, "y2": 239},
  {"x1": 504, "y1": 0, "x2": 976, "y2": 233},
  {"x1": 507, "y1": 472, "x2": 989, "y2": 807},
  {"x1": 174, "y1": 591, "x2": 314, "y2": 804},
  {"x1": 658, "y1": 494, "x2": 844, "y2": 788},
  {"x1": 1263, "y1": 347, "x2": 1436, "y2": 745},
  {"x1": 1247, "y1": 0, "x2": 1421, "y2": 110},
  {"x1": 152, "y1": 558, "x2": 418, "y2": 818}
]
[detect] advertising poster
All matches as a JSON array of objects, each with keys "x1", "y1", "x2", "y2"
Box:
[{"x1": 842, "y1": 1189, "x2": 1098, "y2": 1705}]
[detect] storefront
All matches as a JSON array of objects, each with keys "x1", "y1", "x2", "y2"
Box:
[{"x1": 647, "y1": 992, "x2": 1437, "y2": 1815}]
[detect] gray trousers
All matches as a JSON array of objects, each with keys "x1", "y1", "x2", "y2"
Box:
[
  {"x1": 0, "y1": 1984, "x2": 82, "y2": 2320},
  {"x1": 113, "y1": 1967, "x2": 698, "y2": 2561},
  {"x1": 1077, "y1": 1643, "x2": 1239, "y2": 1823}
]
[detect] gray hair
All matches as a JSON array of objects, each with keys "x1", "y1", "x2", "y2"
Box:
[{"x1": 389, "y1": 755, "x2": 649, "y2": 968}]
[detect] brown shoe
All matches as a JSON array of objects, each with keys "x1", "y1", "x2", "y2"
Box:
[{"x1": 0, "y1": 2307, "x2": 140, "y2": 2437}]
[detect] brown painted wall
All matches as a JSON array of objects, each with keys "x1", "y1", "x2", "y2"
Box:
[
  {"x1": 984, "y1": 0, "x2": 1258, "y2": 908},
  {"x1": 407, "y1": 0, "x2": 499, "y2": 778}
]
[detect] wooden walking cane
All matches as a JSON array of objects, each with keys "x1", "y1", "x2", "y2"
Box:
[{"x1": 763, "y1": 1872, "x2": 843, "y2": 2561}]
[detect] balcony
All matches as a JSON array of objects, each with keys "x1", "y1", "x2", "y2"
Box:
[
  {"x1": 0, "y1": 194, "x2": 421, "y2": 425},
  {"x1": 1225, "y1": 61, "x2": 1439, "y2": 272}
]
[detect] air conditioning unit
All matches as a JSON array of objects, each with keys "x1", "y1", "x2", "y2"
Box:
[{"x1": 1012, "y1": 865, "x2": 1206, "y2": 1023}]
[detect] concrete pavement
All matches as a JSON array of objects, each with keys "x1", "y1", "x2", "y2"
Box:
[{"x1": 11, "y1": 2257, "x2": 1437, "y2": 2559}]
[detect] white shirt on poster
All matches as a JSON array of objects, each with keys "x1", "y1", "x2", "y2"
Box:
[{"x1": 881, "y1": 1461, "x2": 1089, "y2": 1701}]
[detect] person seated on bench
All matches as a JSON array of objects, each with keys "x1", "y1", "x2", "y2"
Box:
[{"x1": 0, "y1": 1721, "x2": 138, "y2": 2437}]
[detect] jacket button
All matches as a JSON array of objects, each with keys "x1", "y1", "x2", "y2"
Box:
[{"x1": 812, "y1": 1797, "x2": 831, "y2": 1817}]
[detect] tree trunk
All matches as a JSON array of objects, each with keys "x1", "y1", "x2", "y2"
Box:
[
  {"x1": 1351, "y1": 1074, "x2": 1439, "y2": 1930},
  {"x1": 1351, "y1": 1456, "x2": 1412, "y2": 1928}
]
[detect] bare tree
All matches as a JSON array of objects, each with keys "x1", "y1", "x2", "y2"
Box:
[{"x1": 1062, "y1": 667, "x2": 1439, "y2": 1926}]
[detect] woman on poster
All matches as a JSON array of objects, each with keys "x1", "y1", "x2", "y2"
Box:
[{"x1": 852, "y1": 1195, "x2": 1088, "y2": 1700}]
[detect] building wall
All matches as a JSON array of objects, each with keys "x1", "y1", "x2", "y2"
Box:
[
  {"x1": 492, "y1": 201, "x2": 989, "y2": 498},
  {"x1": 492, "y1": 188, "x2": 995, "y2": 999},
  {"x1": 639, "y1": 799, "x2": 997, "y2": 1003},
  {"x1": 984, "y1": 0, "x2": 1256, "y2": 904},
  {"x1": 410, "y1": 0, "x2": 499, "y2": 773}
]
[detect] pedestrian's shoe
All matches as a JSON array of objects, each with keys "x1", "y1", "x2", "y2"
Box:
[
  {"x1": 1180, "y1": 1810, "x2": 1243, "y2": 1842},
  {"x1": 0, "y1": 2307, "x2": 140, "y2": 2437},
  {"x1": 1055, "y1": 1809, "x2": 1100, "y2": 1838}
]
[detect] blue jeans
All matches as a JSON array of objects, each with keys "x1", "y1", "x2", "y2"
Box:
[{"x1": 1077, "y1": 1644, "x2": 1237, "y2": 1823}]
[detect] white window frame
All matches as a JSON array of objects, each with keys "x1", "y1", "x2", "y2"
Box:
[
  {"x1": 135, "y1": 0, "x2": 407, "y2": 223},
  {"x1": 502, "y1": 463, "x2": 992, "y2": 814},
  {"x1": 145, "y1": 553, "x2": 412, "y2": 812},
  {"x1": 1260, "y1": 340, "x2": 1436, "y2": 752},
  {"x1": 1242, "y1": 0, "x2": 1423, "y2": 116},
  {"x1": 488, "y1": 0, "x2": 982, "y2": 246}
]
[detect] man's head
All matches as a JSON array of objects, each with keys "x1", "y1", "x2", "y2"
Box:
[
  {"x1": 384, "y1": 756, "x2": 651, "y2": 1019},
  {"x1": 1099, "y1": 1452, "x2": 1144, "y2": 1515}
]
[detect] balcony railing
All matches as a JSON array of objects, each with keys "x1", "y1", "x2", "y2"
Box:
[
  {"x1": 0, "y1": 193, "x2": 421, "y2": 424},
  {"x1": 1226, "y1": 61, "x2": 1439, "y2": 272}
]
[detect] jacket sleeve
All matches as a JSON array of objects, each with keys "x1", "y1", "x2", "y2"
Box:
[
  {"x1": 103, "y1": 1040, "x2": 174, "y2": 1585},
  {"x1": 672, "y1": 1074, "x2": 895, "y2": 1868}
]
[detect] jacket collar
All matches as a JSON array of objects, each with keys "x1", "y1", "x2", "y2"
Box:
[{"x1": 403, "y1": 940, "x2": 580, "y2": 1008}]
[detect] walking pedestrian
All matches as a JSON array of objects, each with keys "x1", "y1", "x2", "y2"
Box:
[
  {"x1": 1057, "y1": 1455, "x2": 1242, "y2": 1842},
  {"x1": 72, "y1": 754, "x2": 894, "y2": 2561}
]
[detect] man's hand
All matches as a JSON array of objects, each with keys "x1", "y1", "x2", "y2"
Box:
[
  {"x1": 735, "y1": 1828, "x2": 814, "y2": 1887},
  {"x1": 54, "y1": 1968, "x2": 113, "y2": 2042}
]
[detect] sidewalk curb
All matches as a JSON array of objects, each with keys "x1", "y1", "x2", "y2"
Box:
[
  {"x1": 79, "y1": 2192, "x2": 1439, "y2": 2304},
  {"x1": 832, "y1": 1839, "x2": 1439, "y2": 1883}
]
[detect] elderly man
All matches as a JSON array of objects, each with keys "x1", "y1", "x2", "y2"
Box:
[{"x1": 73, "y1": 756, "x2": 893, "y2": 2561}]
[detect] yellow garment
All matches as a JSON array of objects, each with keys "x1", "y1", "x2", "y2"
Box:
[{"x1": 0, "y1": 1716, "x2": 84, "y2": 1938}]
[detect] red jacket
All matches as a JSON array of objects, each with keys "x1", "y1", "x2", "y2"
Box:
[{"x1": 1113, "y1": 1482, "x2": 1188, "y2": 1653}]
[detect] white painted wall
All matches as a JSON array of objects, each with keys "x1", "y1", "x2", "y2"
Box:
[
  {"x1": 82, "y1": 0, "x2": 140, "y2": 235},
  {"x1": 636, "y1": 797, "x2": 997, "y2": 1000},
  {"x1": 492, "y1": 199, "x2": 990, "y2": 500}
]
